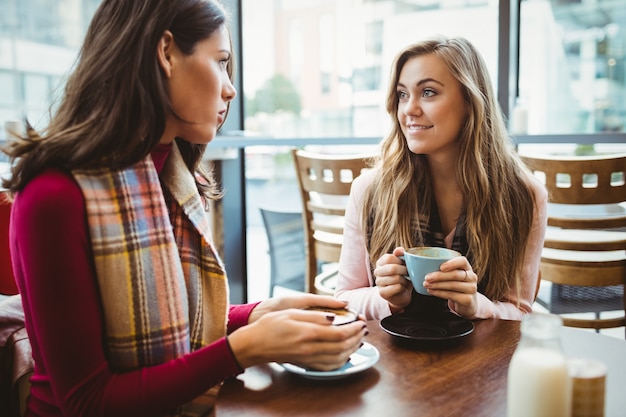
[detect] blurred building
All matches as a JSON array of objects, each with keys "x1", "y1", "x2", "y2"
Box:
[{"x1": 0, "y1": 0, "x2": 100, "y2": 147}]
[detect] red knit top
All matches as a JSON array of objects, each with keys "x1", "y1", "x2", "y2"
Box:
[{"x1": 10, "y1": 144, "x2": 257, "y2": 416}]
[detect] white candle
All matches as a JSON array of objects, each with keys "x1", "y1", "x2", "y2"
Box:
[{"x1": 507, "y1": 347, "x2": 572, "y2": 417}]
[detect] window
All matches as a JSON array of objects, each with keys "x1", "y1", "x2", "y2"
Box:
[
  {"x1": 1, "y1": 0, "x2": 624, "y2": 302},
  {"x1": 0, "y1": 0, "x2": 99, "y2": 140},
  {"x1": 242, "y1": 0, "x2": 499, "y2": 138},
  {"x1": 518, "y1": 0, "x2": 626, "y2": 134},
  {"x1": 0, "y1": 71, "x2": 15, "y2": 106},
  {"x1": 318, "y1": 14, "x2": 334, "y2": 95}
]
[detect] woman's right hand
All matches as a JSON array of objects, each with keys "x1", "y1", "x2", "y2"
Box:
[
  {"x1": 227, "y1": 308, "x2": 367, "y2": 371},
  {"x1": 373, "y1": 246, "x2": 413, "y2": 313}
]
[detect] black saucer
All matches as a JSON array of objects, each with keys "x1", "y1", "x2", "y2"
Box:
[{"x1": 380, "y1": 311, "x2": 474, "y2": 341}]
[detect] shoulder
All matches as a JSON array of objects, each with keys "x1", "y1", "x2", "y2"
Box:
[
  {"x1": 14, "y1": 169, "x2": 84, "y2": 220},
  {"x1": 522, "y1": 169, "x2": 548, "y2": 206},
  {"x1": 351, "y1": 166, "x2": 379, "y2": 195}
]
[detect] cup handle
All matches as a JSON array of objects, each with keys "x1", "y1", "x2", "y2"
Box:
[{"x1": 398, "y1": 255, "x2": 410, "y2": 281}]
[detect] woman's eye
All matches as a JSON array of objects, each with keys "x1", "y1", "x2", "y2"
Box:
[
  {"x1": 397, "y1": 91, "x2": 408, "y2": 100},
  {"x1": 422, "y1": 88, "x2": 435, "y2": 98}
]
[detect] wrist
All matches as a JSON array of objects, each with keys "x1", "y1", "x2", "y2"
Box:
[
  {"x1": 225, "y1": 336, "x2": 245, "y2": 371},
  {"x1": 247, "y1": 298, "x2": 276, "y2": 324},
  {"x1": 227, "y1": 325, "x2": 263, "y2": 369}
]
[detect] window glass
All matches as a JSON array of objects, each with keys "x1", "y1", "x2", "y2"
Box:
[
  {"x1": 0, "y1": 0, "x2": 98, "y2": 140},
  {"x1": 22, "y1": 73, "x2": 52, "y2": 128},
  {"x1": 0, "y1": 71, "x2": 15, "y2": 106},
  {"x1": 23, "y1": 73, "x2": 49, "y2": 107},
  {"x1": 242, "y1": 0, "x2": 498, "y2": 138},
  {"x1": 519, "y1": 0, "x2": 626, "y2": 134}
]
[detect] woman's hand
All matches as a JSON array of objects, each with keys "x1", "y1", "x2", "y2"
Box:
[
  {"x1": 423, "y1": 256, "x2": 478, "y2": 317},
  {"x1": 247, "y1": 293, "x2": 352, "y2": 324},
  {"x1": 227, "y1": 307, "x2": 368, "y2": 371},
  {"x1": 373, "y1": 247, "x2": 413, "y2": 313}
]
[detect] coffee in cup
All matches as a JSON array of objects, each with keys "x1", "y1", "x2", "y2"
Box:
[
  {"x1": 304, "y1": 306, "x2": 359, "y2": 325},
  {"x1": 400, "y1": 247, "x2": 462, "y2": 296}
]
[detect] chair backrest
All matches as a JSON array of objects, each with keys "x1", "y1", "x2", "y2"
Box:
[
  {"x1": 291, "y1": 148, "x2": 373, "y2": 293},
  {"x1": 519, "y1": 154, "x2": 626, "y2": 229},
  {"x1": 520, "y1": 153, "x2": 626, "y2": 334},
  {"x1": 259, "y1": 207, "x2": 306, "y2": 295},
  {"x1": 0, "y1": 191, "x2": 18, "y2": 296}
]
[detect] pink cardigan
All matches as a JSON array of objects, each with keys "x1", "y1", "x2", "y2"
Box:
[{"x1": 335, "y1": 168, "x2": 548, "y2": 321}]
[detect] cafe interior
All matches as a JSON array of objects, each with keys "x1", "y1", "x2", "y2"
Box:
[{"x1": 1, "y1": 0, "x2": 625, "y2": 416}]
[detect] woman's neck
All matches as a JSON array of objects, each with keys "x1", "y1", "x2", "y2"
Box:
[{"x1": 151, "y1": 142, "x2": 173, "y2": 173}]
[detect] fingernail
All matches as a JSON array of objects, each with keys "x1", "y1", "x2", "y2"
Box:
[
  {"x1": 326, "y1": 315, "x2": 335, "y2": 322},
  {"x1": 364, "y1": 330, "x2": 370, "y2": 336},
  {"x1": 361, "y1": 324, "x2": 367, "y2": 330}
]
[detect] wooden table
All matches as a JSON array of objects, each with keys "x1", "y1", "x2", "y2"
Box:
[{"x1": 215, "y1": 319, "x2": 626, "y2": 417}]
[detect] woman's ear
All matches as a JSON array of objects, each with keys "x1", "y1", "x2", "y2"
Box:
[{"x1": 157, "y1": 30, "x2": 174, "y2": 78}]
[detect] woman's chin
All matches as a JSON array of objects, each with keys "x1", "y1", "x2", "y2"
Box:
[{"x1": 182, "y1": 129, "x2": 218, "y2": 145}]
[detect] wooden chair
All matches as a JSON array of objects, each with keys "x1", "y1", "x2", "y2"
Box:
[
  {"x1": 259, "y1": 207, "x2": 306, "y2": 296},
  {"x1": 291, "y1": 149, "x2": 373, "y2": 294},
  {"x1": 520, "y1": 153, "x2": 626, "y2": 336}
]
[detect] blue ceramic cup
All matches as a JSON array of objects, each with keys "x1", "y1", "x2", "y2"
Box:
[{"x1": 401, "y1": 247, "x2": 461, "y2": 296}]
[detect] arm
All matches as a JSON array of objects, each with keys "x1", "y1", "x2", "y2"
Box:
[
  {"x1": 11, "y1": 170, "x2": 244, "y2": 417},
  {"x1": 228, "y1": 303, "x2": 261, "y2": 333},
  {"x1": 335, "y1": 169, "x2": 392, "y2": 320},
  {"x1": 453, "y1": 177, "x2": 548, "y2": 320}
]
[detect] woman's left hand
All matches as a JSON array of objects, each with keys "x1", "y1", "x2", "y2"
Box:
[
  {"x1": 248, "y1": 294, "x2": 356, "y2": 324},
  {"x1": 423, "y1": 256, "x2": 478, "y2": 317}
]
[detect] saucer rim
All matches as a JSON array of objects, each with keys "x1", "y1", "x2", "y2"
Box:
[
  {"x1": 276, "y1": 341, "x2": 380, "y2": 380},
  {"x1": 379, "y1": 312, "x2": 475, "y2": 341}
]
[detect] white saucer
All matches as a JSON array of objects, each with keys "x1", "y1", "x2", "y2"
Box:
[{"x1": 276, "y1": 342, "x2": 379, "y2": 380}]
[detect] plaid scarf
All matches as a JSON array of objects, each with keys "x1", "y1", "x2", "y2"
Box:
[
  {"x1": 74, "y1": 143, "x2": 228, "y2": 416},
  {"x1": 420, "y1": 198, "x2": 469, "y2": 253}
]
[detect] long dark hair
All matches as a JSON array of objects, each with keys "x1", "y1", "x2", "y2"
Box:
[{"x1": 2, "y1": 0, "x2": 233, "y2": 200}]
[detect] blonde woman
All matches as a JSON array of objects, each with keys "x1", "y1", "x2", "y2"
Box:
[{"x1": 335, "y1": 36, "x2": 547, "y2": 321}]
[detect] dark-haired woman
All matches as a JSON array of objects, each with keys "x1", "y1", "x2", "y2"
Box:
[{"x1": 3, "y1": 1, "x2": 366, "y2": 416}]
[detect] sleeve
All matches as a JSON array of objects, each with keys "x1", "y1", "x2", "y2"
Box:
[
  {"x1": 10, "y1": 170, "x2": 245, "y2": 417},
  {"x1": 227, "y1": 303, "x2": 261, "y2": 333},
  {"x1": 334, "y1": 169, "x2": 393, "y2": 320},
  {"x1": 453, "y1": 176, "x2": 548, "y2": 320}
]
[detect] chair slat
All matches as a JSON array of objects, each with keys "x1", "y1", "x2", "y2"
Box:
[
  {"x1": 544, "y1": 227, "x2": 626, "y2": 251},
  {"x1": 539, "y1": 262, "x2": 625, "y2": 286}
]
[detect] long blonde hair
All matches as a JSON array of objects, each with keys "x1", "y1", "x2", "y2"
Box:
[{"x1": 363, "y1": 36, "x2": 535, "y2": 301}]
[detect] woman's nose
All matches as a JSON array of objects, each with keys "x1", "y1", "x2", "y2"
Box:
[
  {"x1": 404, "y1": 97, "x2": 422, "y2": 116},
  {"x1": 223, "y1": 77, "x2": 237, "y2": 102}
]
